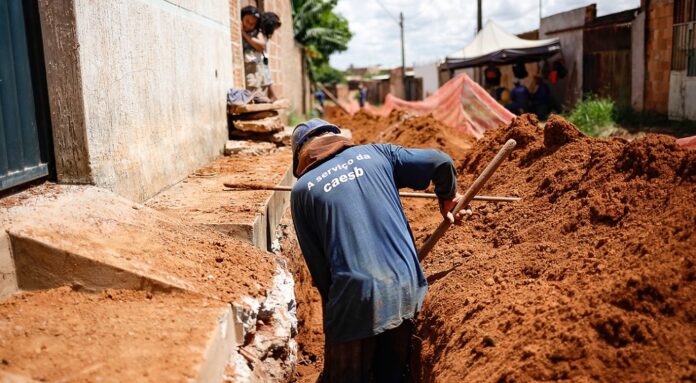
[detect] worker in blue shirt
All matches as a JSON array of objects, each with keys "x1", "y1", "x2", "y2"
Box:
[
  {"x1": 505, "y1": 80, "x2": 531, "y2": 115},
  {"x1": 290, "y1": 119, "x2": 469, "y2": 382}
]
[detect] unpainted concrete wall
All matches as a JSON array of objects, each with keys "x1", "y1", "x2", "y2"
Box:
[
  {"x1": 0, "y1": 232, "x2": 17, "y2": 300},
  {"x1": 540, "y1": 5, "x2": 593, "y2": 109},
  {"x1": 41, "y1": 0, "x2": 232, "y2": 202},
  {"x1": 644, "y1": 0, "x2": 674, "y2": 114},
  {"x1": 414, "y1": 62, "x2": 441, "y2": 98}
]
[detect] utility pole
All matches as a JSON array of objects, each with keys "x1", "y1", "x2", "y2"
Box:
[
  {"x1": 477, "y1": 0, "x2": 482, "y2": 31},
  {"x1": 477, "y1": 0, "x2": 483, "y2": 85},
  {"x1": 539, "y1": 0, "x2": 542, "y2": 27},
  {"x1": 400, "y1": 12, "x2": 406, "y2": 99}
]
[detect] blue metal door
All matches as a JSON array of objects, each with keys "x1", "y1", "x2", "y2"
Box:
[{"x1": 0, "y1": 0, "x2": 49, "y2": 191}]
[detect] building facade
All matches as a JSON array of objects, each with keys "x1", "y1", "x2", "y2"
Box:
[{"x1": 1, "y1": 0, "x2": 307, "y2": 200}]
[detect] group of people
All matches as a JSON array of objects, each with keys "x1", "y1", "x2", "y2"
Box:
[
  {"x1": 485, "y1": 64, "x2": 554, "y2": 120},
  {"x1": 241, "y1": 6, "x2": 281, "y2": 100},
  {"x1": 501, "y1": 75, "x2": 552, "y2": 120}
]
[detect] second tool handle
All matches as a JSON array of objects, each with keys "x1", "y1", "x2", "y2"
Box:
[{"x1": 417, "y1": 139, "x2": 517, "y2": 261}]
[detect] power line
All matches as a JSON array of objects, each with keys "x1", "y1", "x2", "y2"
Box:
[{"x1": 375, "y1": 0, "x2": 399, "y2": 24}]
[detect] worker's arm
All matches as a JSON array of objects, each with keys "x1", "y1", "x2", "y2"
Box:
[
  {"x1": 290, "y1": 194, "x2": 331, "y2": 301},
  {"x1": 242, "y1": 30, "x2": 266, "y2": 52},
  {"x1": 385, "y1": 145, "x2": 457, "y2": 198},
  {"x1": 383, "y1": 144, "x2": 469, "y2": 222}
]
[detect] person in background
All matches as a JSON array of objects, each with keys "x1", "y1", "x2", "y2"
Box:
[
  {"x1": 484, "y1": 65, "x2": 501, "y2": 91},
  {"x1": 314, "y1": 89, "x2": 326, "y2": 116},
  {"x1": 241, "y1": 6, "x2": 265, "y2": 97},
  {"x1": 315, "y1": 89, "x2": 326, "y2": 107},
  {"x1": 494, "y1": 85, "x2": 509, "y2": 105},
  {"x1": 530, "y1": 74, "x2": 552, "y2": 120},
  {"x1": 358, "y1": 83, "x2": 367, "y2": 108},
  {"x1": 241, "y1": 7, "x2": 281, "y2": 100},
  {"x1": 505, "y1": 80, "x2": 530, "y2": 115},
  {"x1": 258, "y1": 12, "x2": 282, "y2": 100}
]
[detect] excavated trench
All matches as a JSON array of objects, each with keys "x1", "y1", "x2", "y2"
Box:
[
  {"x1": 2, "y1": 110, "x2": 690, "y2": 382},
  {"x1": 282, "y1": 109, "x2": 696, "y2": 382}
]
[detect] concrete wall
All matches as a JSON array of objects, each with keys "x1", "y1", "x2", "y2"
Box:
[
  {"x1": 632, "y1": 11, "x2": 646, "y2": 111},
  {"x1": 669, "y1": 72, "x2": 696, "y2": 120},
  {"x1": 644, "y1": 0, "x2": 674, "y2": 114},
  {"x1": 414, "y1": 62, "x2": 441, "y2": 98},
  {"x1": 540, "y1": 5, "x2": 594, "y2": 109},
  {"x1": 39, "y1": 0, "x2": 232, "y2": 202},
  {"x1": 0, "y1": 231, "x2": 17, "y2": 300}
]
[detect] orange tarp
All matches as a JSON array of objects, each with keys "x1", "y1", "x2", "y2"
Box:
[{"x1": 363, "y1": 73, "x2": 515, "y2": 139}]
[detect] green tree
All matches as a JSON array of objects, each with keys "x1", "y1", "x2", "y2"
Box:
[
  {"x1": 292, "y1": 0, "x2": 351, "y2": 84},
  {"x1": 314, "y1": 62, "x2": 346, "y2": 84}
]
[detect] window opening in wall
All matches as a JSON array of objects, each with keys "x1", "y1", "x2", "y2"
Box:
[{"x1": 672, "y1": 0, "x2": 696, "y2": 76}]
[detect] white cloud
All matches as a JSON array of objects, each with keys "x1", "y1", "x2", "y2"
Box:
[{"x1": 330, "y1": 0, "x2": 640, "y2": 70}]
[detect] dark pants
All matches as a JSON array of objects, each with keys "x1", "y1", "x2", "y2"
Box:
[{"x1": 320, "y1": 320, "x2": 413, "y2": 383}]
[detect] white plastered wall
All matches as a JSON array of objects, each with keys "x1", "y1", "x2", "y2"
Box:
[{"x1": 72, "y1": 0, "x2": 232, "y2": 201}]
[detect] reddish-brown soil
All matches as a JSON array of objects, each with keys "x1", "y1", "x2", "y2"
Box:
[
  {"x1": 146, "y1": 149, "x2": 292, "y2": 226},
  {"x1": 326, "y1": 107, "x2": 473, "y2": 161},
  {"x1": 408, "y1": 114, "x2": 696, "y2": 382},
  {"x1": 327, "y1": 108, "x2": 392, "y2": 144},
  {"x1": 4, "y1": 184, "x2": 277, "y2": 303},
  {"x1": 377, "y1": 114, "x2": 474, "y2": 159},
  {"x1": 301, "y1": 109, "x2": 696, "y2": 381},
  {"x1": 0, "y1": 287, "x2": 225, "y2": 382}
]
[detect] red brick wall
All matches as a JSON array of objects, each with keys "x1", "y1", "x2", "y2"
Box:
[{"x1": 644, "y1": 0, "x2": 674, "y2": 114}]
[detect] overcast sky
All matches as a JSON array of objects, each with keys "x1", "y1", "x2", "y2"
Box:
[{"x1": 329, "y1": 0, "x2": 641, "y2": 70}]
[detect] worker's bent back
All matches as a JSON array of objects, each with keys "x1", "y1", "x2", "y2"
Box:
[{"x1": 291, "y1": 143, "x2": 456, "y2": 343}]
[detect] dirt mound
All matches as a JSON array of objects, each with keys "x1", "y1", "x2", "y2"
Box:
[
  {"x1": 325, "y1": 107, "x2": 473, "y2": 160},
  {"x1": 326, "y1": 108, "x2": 390, "y2": 144},
  {"x1": 408, "y1": 114, "x2": 696, "y2": 382},
  {"x1": 377, "y1": 114, "x2": 474, "y2": 157}
]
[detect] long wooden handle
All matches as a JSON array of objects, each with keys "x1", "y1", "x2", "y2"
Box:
[
  {"x1": 417, "y1": 139, "x2": 517, "y2": 261},
  {"x1": 222, "y1": 182, "x2": 520, "y2": 203},
  {"x1": 317, "y1": 83, "x2": 351, "y2": 115}
]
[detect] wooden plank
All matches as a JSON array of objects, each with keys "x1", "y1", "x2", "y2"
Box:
[
  {"x1": 233, "y1": 116, "x2": 283, "y2": 133},
  {"x1": 37, "y1": 0, "x2": 93, "y2": 183},
  {"x1": 228, "y1": 98, "x2": 290, "y2": 115},
  {"x1": 234, "y1": 110, "x2": 278, "y2": 121}
]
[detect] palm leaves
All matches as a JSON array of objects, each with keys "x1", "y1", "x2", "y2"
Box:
[{"x1": 292, "y1": 0, "x2": 352, "y2": 83}]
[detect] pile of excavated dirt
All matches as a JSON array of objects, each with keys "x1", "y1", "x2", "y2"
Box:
[
  {"x1": 376, "y1": 114, "x2": 474, "y2": 158},
  {"x1": 292, "y1": 110, "x2": 695, "y2": 381},
  {"x1": 325, "y1": 108, "x2": 391, "y2": 144},
  {"x1": 407, "y1": 114, "x2": 696, "y2": 382},
  {"x1": 325, "y1": 107, "x2": 473, "y2": 160}
]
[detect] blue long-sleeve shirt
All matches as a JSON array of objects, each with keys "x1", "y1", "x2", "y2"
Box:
[{"x1": 290, "y1": 144, "x2": 457, "y2": 343}]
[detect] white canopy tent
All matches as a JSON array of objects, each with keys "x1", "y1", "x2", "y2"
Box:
[{"x1": 446, "y1": 21, "x2": 561, "y2": 69}]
